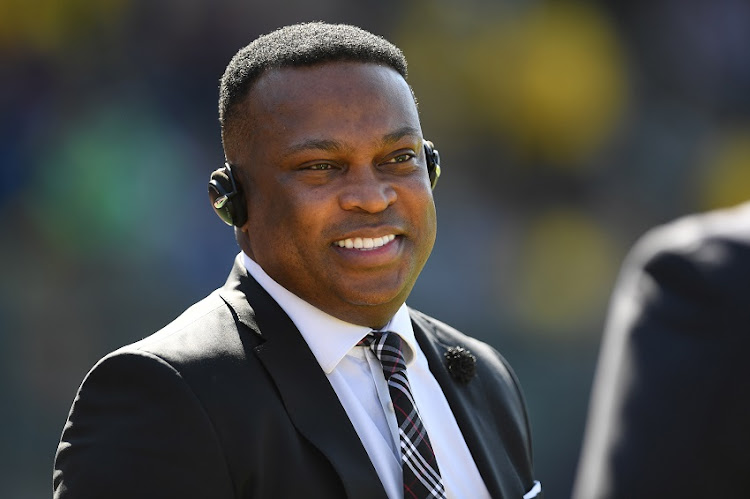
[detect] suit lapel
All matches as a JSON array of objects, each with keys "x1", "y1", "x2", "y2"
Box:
[
  {"x1": 219, "y1": 257, "x2": 387, "y2": 499},
  {"x1": 411, "y1": 311, "x2": 523, "y2": 499}
]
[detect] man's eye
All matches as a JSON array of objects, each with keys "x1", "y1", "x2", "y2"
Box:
[
  {"x1": 306, "y1": 163, "x2": 333, "y2": 171},
  {"x1": 388, "y1": 153, "x2": 414, "y2": 163}
]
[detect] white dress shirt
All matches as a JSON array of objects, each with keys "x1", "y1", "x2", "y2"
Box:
[{"x1": 242, "y1": 253, "x2": 490, "y2": 499}]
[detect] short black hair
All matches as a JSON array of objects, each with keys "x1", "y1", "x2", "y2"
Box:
[{"x1": 218, "y1": 22, "x2": 408, "y2": 131}]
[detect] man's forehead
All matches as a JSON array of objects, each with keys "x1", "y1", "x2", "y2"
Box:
[{"x1": 249, "y1": 61, "x2": 411, "y2": 105}]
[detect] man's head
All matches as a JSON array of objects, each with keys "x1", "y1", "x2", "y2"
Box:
[
  {"x1": 219, "y1": 22, "x2": 408, "y2": 151},
  {"x1": 218, "y1": 23, "x2": 437, "y2": 329}
]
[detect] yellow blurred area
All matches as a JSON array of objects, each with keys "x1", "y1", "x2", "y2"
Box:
[
  {"x1": 510, "y1": 209, "x2": 618, "y2": 339},
  {"x1": 399, "y1": 2, "x2": 628, "y2": 167},
  {"x1": 0, "y1": 0, "x2": 129, "y2": 52},
  {"x1": 698, "y1": 128, "x2": 750, "y2": 210},
  {"x1": 484, "y1": 3, "x2": 627, "y2": 166}
]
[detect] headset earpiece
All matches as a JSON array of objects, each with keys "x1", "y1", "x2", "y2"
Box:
[
  {"x1": 208, "y1": 163, "x2": 247, "y2": 226},
  {"x1": 424, "y1": 140, "x2": 441, "y2": 189}
]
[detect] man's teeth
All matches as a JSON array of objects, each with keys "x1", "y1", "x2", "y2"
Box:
[{"x1": 334, "y1": 234, "x2": 396, "y2": 250}]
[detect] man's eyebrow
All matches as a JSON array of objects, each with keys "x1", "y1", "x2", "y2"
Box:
[
  {"x1": 381, "y1": 126, "x2": 422, "y2": 146},
  {"x1": 284, "y1": 126, "x2": 422, "y2": 157},
  {"x1": 285, "y1": 138, "x2": 343, "y2": 156}
]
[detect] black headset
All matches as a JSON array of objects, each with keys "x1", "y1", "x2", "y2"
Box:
[{"x1": 208, "y1": 140, "x2": 441, "y2": 227}]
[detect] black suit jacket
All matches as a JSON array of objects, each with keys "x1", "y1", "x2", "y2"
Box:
[
  {"x1": 574, "y1": 202, "x2": 750, "y2": 498},
  {"x1": 54, "y1": 256, "x2": 538, "y2": 498}
]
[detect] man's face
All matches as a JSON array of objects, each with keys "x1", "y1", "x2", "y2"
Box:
[{"x1": 229, "y1": 61, "x2": 437, "y2": 328}]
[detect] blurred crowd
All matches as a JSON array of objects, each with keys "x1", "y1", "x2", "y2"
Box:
[{"x1": 2, "y1": 0, "x2": 749, "y2": 497}]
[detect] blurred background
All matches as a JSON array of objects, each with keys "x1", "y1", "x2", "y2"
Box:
[{"x1": 2, "y1": 0, "x2": 750, "y2": 497}]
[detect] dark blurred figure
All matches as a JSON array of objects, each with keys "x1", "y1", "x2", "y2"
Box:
[{"x1": 573, "y1": 201, "x2": 750, "y2": 498}]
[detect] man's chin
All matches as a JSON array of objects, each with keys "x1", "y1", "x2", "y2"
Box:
[
  {"x1": 334, "y1": 286, "x2": 414, "y2": 324},
  {"x1": 337, "y1": 278, "x2": 409, "y2": 306}
]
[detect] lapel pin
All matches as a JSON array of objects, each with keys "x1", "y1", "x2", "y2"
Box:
[{"x1": 444, "y1": 346, "x2": 477, "y2": 384}]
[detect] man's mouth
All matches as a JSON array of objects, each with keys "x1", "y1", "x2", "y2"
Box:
[{"x1": 333, "y1": 234, "x2": 396, "y2": 250}]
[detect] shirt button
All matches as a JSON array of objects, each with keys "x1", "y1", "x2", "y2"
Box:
[{"x1": 388, "y1": 402, "x2": 394, "y2": 412}]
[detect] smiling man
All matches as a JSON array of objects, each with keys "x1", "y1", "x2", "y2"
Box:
[{"x1": 53, "y1": 23, "x2": 541, "y2": 499}]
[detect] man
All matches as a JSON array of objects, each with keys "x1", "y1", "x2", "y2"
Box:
[
  {"x1": 573, "y1": 201, "x2": 750, "y2": 498},
  {"x1": 54, "y1": 22, "x2": 541, "y2": 498}
]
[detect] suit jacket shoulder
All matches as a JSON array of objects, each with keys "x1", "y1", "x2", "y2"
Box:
[
  {"x1": 53, "y1": 289, "x2": 241, "y2": 498},
  {"x1": 55, "y1": 265, "x2": 383, "y2": 498},
  {"x1": 624, "y1": 201, "x2": 750, "y2": 327}
]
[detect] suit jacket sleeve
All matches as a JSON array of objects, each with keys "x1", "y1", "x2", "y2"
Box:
[
  {"x1": 573, "y1": 214, "x2": 750, "y2": 498},
  {"x1": 54, "y1": 350, "x2": 234, "y2": 498}
]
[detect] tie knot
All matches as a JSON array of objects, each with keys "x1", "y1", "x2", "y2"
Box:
[{"x1": 362, "y1": 331, "x2": 406, "y2": 379}]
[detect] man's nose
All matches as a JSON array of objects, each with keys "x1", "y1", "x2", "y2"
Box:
[{"x1": 338, "y1": 166, "x2": 397, "y2": 213}]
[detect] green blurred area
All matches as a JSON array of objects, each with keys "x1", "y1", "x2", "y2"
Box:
[{"x1": 2, "y1": 0, "x2": 749, "y2": 497}]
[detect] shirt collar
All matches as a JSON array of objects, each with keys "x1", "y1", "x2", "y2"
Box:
[{"x1": 241, "y1": 252, "x2": 418, "y2": 373}]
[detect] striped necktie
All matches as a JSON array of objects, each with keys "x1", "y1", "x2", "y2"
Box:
[{"x1": 362, "y1": 331, "x2": 446, "y2": 499}]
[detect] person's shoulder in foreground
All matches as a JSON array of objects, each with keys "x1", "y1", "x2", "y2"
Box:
[
  {"x1": 53, "y1": 21, "x2": 541, "y2": 498},
  {"x1": 573, "y1": 201, "x2": 750, "y2": 499}
]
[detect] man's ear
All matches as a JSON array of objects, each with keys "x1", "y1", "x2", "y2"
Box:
[{"x1": 208, "y1": 163, "x2": 247, "y2": 227}]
